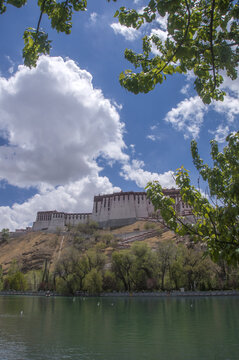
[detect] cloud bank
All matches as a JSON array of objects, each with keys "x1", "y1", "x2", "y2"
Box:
[
  {"x1": 0, "y1": 56, "x2": 174, "y2": 230},
  {"x1": 120, "y1": 160, "x2": 175, "y2": 189},
  {"x1": 164, "y1": 71, "x2": 239, "y2": 140},
  {"x1": 110, "y1": 23, "x2": 140, "y2": 41},
  {"x1": 0, "y1": 56, "x2": 128, "y2": 229},
  {"x1": 0, "y1": 56, "x2": 127, "y2": 188},
  {"x1": 0, "y1": 174, "x2": 120, "y2": 231}
]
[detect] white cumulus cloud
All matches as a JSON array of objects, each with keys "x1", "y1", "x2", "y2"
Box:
[
  {"x1": 0, "y1": 174, "x2": 120, "y2": 230},
  {"x1": 90, "y1": 12, "x2": 98, "y2": 23},
  {"x1": 0, "y1": 56, "x2": 128, "y2": 188},
  {"x1": 209, "y1": 125, "x2": 230, "y2": 143},
  {"x1": 120, "y1": 159, "x2": 175, "y2": 189},
  {"x1": 0, "y1": 56, "x2": 129, "y2": 230},
  {"x1": 164, "y1": 96, "x2": 207, "y2": 139},
  {"x1": 110, "y1": 23, "x2": 140, "y2": 41},
  {"x1": 146, "y1": 134, "x2": 161, "y2": 141},
  {"x1": 155, "y1": 14, "x2": 168, "y2": 30},
  {"x1": 172, "y1": 69, "x2": 239, "y2": 139},
  {"x1": 221, "y1": 68, "x2": 239, "y2": 97},
  {"x1": 212, "y1": 96, "x2": 239, "y2": 123}
]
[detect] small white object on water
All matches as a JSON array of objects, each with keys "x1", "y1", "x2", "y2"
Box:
[
  {"x1": 97, "y1": 302, "x2": 100, "y2": 306},
  {"x1": 20, "y1": 310, "x2": 23, "y2": 316}
]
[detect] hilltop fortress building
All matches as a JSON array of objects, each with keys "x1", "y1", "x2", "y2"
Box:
[{"x1": 32, "y1": 189, "x2": 191, "y2": 232}]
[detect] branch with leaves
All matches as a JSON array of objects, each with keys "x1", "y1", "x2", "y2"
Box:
[
  {"x1": 146, "y1": 132, "x2": 239, "y2": 264},
  {"x1": 116, "y1": 0, "x2": 239, "y2": 103},
  {"x1": 1, "y1": 0, "x2": 88, "y2": 67},
  {"x1": 1, "y1": 1, "x2": 238, "y2": 102}
]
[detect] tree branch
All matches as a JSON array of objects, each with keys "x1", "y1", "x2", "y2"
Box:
[
  {"x1": 157, "y1": 0, "x2": 191, "y2": 73},
  {"x1": 209, "y1": 0, "x2": 217, "y2": 90},
  {"x1": 36, "y1": 0, "x2": 47, "y2": 34}
]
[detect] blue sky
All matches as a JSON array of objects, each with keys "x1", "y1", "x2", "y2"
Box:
[{"x1": 0, "y1": 0, "x2": 238, "y2": 230}]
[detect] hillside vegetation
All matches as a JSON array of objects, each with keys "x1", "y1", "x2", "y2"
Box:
[{"x1": 0, "y1": 221, "x2": 238, "y2": 294}]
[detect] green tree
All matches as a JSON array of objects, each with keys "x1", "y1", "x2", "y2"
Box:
[
  {"x1": 25, "y1": 270, "x2": 43, "y2": 291},
  {"x1": 131, "y1": 242, "x2": 156, "y2": 290},
  {"x1": 170, "y1": 244, "x2": 187, "y2": 290},
  {"x1": 3, "y1": 261, "x2": 27, "y2": 291},
  {"x1": 146, "y1": 131, "x2": 239, "y2": 264},
  {"x1": 76, "y1": 221, "x2": 99, "y2": 235},
  {"x1": 5, "y1": 271, "x2": 28, "y2": 291},
  {"x1": 179, "y1": 246, "x2": 218, "y2": 290},
  {"x1": 85, "y1": 249, "x2": 106, "y2": 271},
  {"x1": 216, "y1": 259, "x2": 239, "y2": 289},
  {"x1": 83, "y1": 268, "x2": 103, "y2": 294},
  {"x1": 54, "y1": 248, "x2": 105, "y2": 294},
  {"x1": 54, "y1": 249, "x2": 82, "y2": 294},
  {"x1": 1, "y1": 228, "x2": 10, "y2": 242},
  {"x1": 117, "y1": 0, "x2": 239, "y2": 103},
  {"x1": 156, "y1": 239, "x2": 177, "y2": 290},
  {"x1": 0, "y1": 265, "x2": 3, "y2": 291},
  {"x1": 102, "y1": 270, "x2": 118, "y2": 292},
  {"x1": 112, "y1": 250, "x2": 135, "y2": 291}
]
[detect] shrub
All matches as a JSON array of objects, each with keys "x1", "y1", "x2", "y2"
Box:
[
  {"x1": 4, "y1": 271, "x2": 27, "y2": 291},
  {"x1": 144, "y1": 222, "x2": 156, "y2": 230},
  {"x1": 83, "y1": 268, "x2": 102, "y2": 294}
]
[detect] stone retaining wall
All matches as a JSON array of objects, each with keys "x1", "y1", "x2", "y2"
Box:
[{"x1": 1, "y1": 290, "x2": 239, "y2": 297}]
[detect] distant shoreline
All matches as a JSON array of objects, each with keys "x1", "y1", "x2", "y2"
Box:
[{"x1": 1, "y1": 290, "x2": 239, "y2": 298}]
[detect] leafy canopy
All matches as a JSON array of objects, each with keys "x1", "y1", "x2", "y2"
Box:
[
  {"x1": 116, "y1": 0, "x2": 239, "y2": 103},
  {"x1": 1, "y1": 1, "x2": 238, "y2": 102},
  {"x1": 1, "y1": 0, "x2": 89, "y2": 67},
  {"x1": 0, "y1": 0, "x2": 116, "y2": 67},
  {"x1": 146, "y1": 131, "x2": 239, "y2": 264}
]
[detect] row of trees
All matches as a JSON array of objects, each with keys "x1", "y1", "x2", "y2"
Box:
[
  {"x1": 0, "y1": 261, "x2": 27, "y2": 291},
  {"x1": 1, "y1": 240, "x2": 239, "y2": 294}
]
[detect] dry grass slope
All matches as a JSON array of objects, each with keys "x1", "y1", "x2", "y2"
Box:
[{"x1": 0, "y1": 221, "x2": 176, "y2": 274}]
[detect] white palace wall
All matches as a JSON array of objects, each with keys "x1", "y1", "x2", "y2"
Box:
[
  {"x1": 32, "y1": 211, "x2": 92, "y2": 232},
  {"x1": 92, "y1": 192, "x2": 154, "y2": 228},
  {"x1": 32, "y1": 189, "x2": 187, "y2": 232}
]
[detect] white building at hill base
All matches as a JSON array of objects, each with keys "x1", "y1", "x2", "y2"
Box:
[{"x1": 32, "y1": 190, "x2": 191, "y2": 232}]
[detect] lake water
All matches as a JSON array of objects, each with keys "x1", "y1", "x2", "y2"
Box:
[{"x1": 0, "y1": 295, "x2": 238, "y2": 360}]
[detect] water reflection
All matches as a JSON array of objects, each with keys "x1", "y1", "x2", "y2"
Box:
[{"x1": 0, "y1": 296, "x2": 238, "y2": 360}]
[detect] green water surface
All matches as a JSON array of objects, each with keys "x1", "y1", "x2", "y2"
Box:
[{"x1": 0, "y1": 296, "x2": 238, "y2": 360}]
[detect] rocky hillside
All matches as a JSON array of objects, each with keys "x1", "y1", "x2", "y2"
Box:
[{"x1": 0, "y1": 221, "x2": 176, "y2": 274}]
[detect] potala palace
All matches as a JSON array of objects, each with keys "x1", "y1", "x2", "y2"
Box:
[{"x1": 32, "y1": 189, "x2": 191, "y2": 232}]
